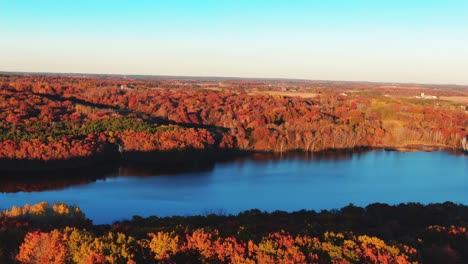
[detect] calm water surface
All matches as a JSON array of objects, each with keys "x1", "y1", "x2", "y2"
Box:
[{"x1": 1, "y1": 150, "x2": 467, "y2": 224}]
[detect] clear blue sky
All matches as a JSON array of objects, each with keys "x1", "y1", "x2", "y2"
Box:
[{"x1": 1, "y1": 0, "x2": 467, "y2": 84}]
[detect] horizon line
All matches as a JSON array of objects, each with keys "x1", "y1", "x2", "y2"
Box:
[{"x1": 1, "y1": 70, "x2": 467, "y2": 88}]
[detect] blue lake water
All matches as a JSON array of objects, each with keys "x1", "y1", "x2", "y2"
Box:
[{"x1": 1, "y1": 150, "x2": 467, "y2": 224}]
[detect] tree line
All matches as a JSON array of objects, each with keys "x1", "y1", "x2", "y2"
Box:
[{"x1": 1, "y1": 201, "x2": 467, "y2": 263}]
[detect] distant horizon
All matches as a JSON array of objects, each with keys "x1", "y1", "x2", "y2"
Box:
[
  {"x1": 2, "y1": 69, "x2": 468, "y2": 87},
  {"x1": 1, "y1": 1, "x2": 467, "y2": 85}
]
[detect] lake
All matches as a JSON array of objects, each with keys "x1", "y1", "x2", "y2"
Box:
[{"x1": 1, "y1": 150, "x2": 467, "y2": 224}]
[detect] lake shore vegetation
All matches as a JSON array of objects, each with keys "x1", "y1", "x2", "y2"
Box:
[{"x1": 1, "y1": 74, "x2": 467, "y2": 172}]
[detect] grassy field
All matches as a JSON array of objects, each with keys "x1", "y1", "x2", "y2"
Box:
[{"x1": 439, "y1": 96, "x2": 468, "y2": 104}]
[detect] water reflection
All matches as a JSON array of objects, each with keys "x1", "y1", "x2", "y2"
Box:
[
  {"x1": 0, "y1": 165, "x2": 118, "y2": 193},
  {"x1": 0, "y1": 150, "x2": 373, "y2": 193},
  {"x1": 245, "y1": 148, "x2": 371, "y2": 162},
  {"x1": 1, "y1": 149, "x2": 465, "y2": 193}
]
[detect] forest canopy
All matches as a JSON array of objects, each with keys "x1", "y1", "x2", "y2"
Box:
[{"x1": 0, "y1": 74, "x2": 467, "y2": 165}]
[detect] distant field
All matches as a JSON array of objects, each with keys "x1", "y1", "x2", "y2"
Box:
[
  {"x1": 248, "y1": 90, "x2": 318, "y2": 98},
  {"x1": 439, "y1": 96, "x2": 468, "y2": 104},
  {"x1": 204, "y1": 87, "x2": 318, "y2": 98}
]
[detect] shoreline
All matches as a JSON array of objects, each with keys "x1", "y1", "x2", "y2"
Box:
[
  {"x1": 0, "y1": 144, "x2": 465, "y2": 174},
  {"x1": 3, "y1": 201, "x2": 468, "y2": 263}
]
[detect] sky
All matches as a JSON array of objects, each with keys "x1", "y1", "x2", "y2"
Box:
[{"x1": 1, "y1": 0, "x2": 468, "y2": 84}]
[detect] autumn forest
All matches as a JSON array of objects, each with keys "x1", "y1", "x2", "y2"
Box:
[{"x1": 1, "y1": 74, "x2": 467, "y2": 167}]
